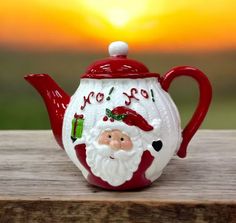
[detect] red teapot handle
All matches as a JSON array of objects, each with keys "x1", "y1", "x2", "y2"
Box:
[{"x1": 160, "y1": 66, "x2": 212, "y2": 158}]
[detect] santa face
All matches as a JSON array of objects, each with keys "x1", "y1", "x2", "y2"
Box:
[
  {"x1": 98, "y1": 129, "x2": 133, "y2": 153},
  {"x1": 86, "y1": 127, "x2": 143, "y2": 187}
]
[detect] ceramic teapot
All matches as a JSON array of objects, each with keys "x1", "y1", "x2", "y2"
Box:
[{"x1": 25, "y1": 41, "x2": 212, "y2": 190}]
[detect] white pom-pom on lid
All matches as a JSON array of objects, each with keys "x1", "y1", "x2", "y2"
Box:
[{"x1": 108, "y1": 41, "x2": 128, "y2": 57}]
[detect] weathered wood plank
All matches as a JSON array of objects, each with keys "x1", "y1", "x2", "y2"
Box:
[
  {"x1": 0, "y1": 130, "x2": 235, "y2": 222},
  {"x1": 0, "y1": 201, "x2": 235, "y2": 223}
]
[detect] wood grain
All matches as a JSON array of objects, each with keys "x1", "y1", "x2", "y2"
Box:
[{"x1": 0, "y1": 130, "x2": 235, "y2": 222}]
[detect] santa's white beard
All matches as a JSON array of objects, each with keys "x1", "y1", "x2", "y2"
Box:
[{"x1": 86, "y1": 140, "x2": 143, "y2": 187}]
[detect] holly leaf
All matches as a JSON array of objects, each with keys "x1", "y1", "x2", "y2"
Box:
[
  {"x1": 105, "y1": 108, "x2": 126, "y2": 121},
  {"x1": 106, "y1": 109, "x2": 112, "y2": 117},
  {"x1": 115, "y1": 114, "x2": 126, "y2": 121}
]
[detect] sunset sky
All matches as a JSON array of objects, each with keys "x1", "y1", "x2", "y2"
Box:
[{"x1": 0, "y1": 0, "x2": 236, "y2": 52}]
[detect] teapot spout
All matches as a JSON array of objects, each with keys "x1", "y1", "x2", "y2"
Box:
[{"x1": 24, "y1": 74, "x2": 70, "y2": 149}]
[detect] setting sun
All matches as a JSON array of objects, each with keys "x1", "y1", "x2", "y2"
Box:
[
  {"x1": 81, "y1": 0, "x2": 148, "y2": 28},
  {"x1": 106, "y1": 8, "x2": 130, "y2": 27},
  {"x1": 0, "y1": 0, "x2": 236, "y2": 51}
]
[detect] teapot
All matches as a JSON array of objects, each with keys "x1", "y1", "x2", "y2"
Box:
[{"x1": 24, "y1": 41, "x2": 212, "y2": 190}]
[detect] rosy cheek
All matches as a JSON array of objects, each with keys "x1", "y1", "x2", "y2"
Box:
[
  {"x1": 121, "y1": 140, "x2": 133, "y2": 150},
  {"x1": 98, "y1": 135, "x2": 109, "y2": 144}
]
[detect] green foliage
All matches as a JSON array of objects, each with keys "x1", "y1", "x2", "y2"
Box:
[
  {"x1": 106, "y1": 108, "x2": 126, "y2": 121},
  {"x1": 0, "y1": 49, "x2": 235, "y2": 129}
]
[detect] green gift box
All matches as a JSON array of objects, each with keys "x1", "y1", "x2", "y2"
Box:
[{"x1": 71, "y1": 116, "x2": 84, "y2": 142}]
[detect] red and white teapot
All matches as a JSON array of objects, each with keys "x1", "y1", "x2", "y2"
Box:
[{"x1": 25, "y1": 41, "x2": 212, "y2": 190}]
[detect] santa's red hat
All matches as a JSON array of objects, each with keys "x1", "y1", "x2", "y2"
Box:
[{"x1": 104, "y1": 106, "x2": 153, "y2": 132}]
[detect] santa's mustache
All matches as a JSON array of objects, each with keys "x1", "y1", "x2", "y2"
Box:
[{"x1": 90, "y1": 142, "x2": 137, "y2": 160}]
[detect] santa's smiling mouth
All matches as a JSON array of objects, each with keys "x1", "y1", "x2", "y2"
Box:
[{"x1": 109, "y1": 156, "x2": 114, "y2": 159}]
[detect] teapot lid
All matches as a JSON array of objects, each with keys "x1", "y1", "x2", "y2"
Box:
[{"x1": 81, "y1": 41, "x2": 159, "y2": 79}]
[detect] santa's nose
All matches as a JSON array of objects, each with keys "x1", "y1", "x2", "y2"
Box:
[{"x1": 110, "y1": 140, "x2": 121, "y2": 150}]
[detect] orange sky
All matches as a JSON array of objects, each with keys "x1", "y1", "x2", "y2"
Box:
[{"x1": 0, "y1": 0, "x2": 236, "y2": 52}]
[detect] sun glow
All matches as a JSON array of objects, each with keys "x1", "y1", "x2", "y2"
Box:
[
  {"x1": 77, "y1": 0, "x2": 162, "y2": 48},
  {"x1": 80, "y1": 0, "x2": 150, "y2": 29},
  {"x1": 0, "y1": 0, "x2": 236, "y2": 51},
  {"x1": 106, "y1": 8, "x2": 130, "y2": 27}
]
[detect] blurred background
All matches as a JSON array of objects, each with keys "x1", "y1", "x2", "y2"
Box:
[{"x1": 0, "y1": 0, "x2": 235, "y2": 129}]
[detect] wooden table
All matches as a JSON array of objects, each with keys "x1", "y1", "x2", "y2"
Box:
[{"x1": 0, "y1": 130, "x2": 235, "y2": 222}]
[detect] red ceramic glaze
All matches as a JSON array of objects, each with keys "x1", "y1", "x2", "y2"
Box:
[
  {"x1": 24, "y1": 74, "x2": 70, "y2": 149},
  {"x1": 160, "y1": 66, "x2": 212, "y2": 158},
  {"x1": 81, "y1": 56, "x2": 160, "y2": 79},
  {"x1": 112, "y1": 106, "x2": 154, "y2": 131}
]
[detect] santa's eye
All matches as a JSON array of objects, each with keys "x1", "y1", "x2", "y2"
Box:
[
  {"x1": 108, "y1": 135, "x2": 112, "y2": 138},
  {"x1": 120, "y1": 137, "x2": 124, "y2": 141}
]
